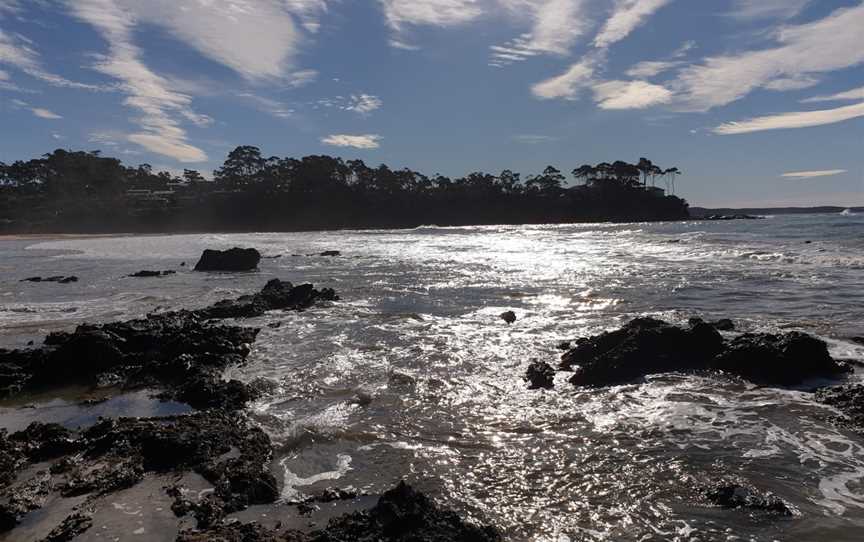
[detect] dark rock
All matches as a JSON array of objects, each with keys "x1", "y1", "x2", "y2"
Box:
[
  {"x1": 9, "y1": 422, "x2": 78, "y2": 461},
  {"x1": 178, "y1": 481, "x2": 500, "y2": 542},
  {"x1": 564, "y1": 317, "x2": 724, "y2": 387},
  {"x1": 706, "y1": 484, "x2": 796, "y2": 516},
  {"x1": 556, "y1": 341, "x2": 571, "y2": 351},
  {"x1": 713, "y1": 331, "x2": 848, "y2": 386},
  {"x1": 194, "y1": 247, "x2": 261, "y2": 272},
  {"x1": 319, "y1": 250, "x2": 341, "y2": 257},
  {"x1": 197, "y1": 279, "x2": 339, "y2": 320},
  {"x1": 815, "y1": 384, "x2": 864, "y2": 432},
  {"x1": 525, "y1": 361, "x2": 555, "y2": 389},
  {"x1": 850, "y1": 336, "x2": 864, "y2": 346},
  {"x1": 41, "y1": 512, "x2": 93, "y2": 542},
  {"x1": 689, "y1": 317, "x2": 735, "y2": 331},
  {"x1": 20, "y1": 276, "x2": 77, "y2": 284},
  {"x1": 499, "y1": 311, "x2": 516, "y2": 324},
  {"x1": 563, "y1": 317, "x2": 848, "y2": 388},
  {"x1": 129, "y1": 270, "x2": 162, "y2": 278}
]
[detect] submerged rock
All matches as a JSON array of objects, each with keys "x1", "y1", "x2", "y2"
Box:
[
  {"x1": 0, "y1": 280, "x2": 337, "y2": 406},
  {"x1": 194, "y1": 247, "x2": 261, "y2": 272},
  {"x1": 499, "y1": 311, "x2": 516, "y2": 324},
  {"x1": 319, "y1": 250, "x2": 341, "y2": 257},
  {"x1": 562, "y1": 317, "x2": 847, "y2": 388},
  {"x1": 20, "y1": 276, "x2": 78, "y2": 284},
  {"x1": 129, "y1": 270, "x2": 176, "y2": 278},
  {"x1": 706, "y1": 484, "x2": 796, "y2": 516},
  {"x1": 178, "y1": 481, "x2": 501, "y2": 542},
  {"x1": 815, "y1": 384, "x2": 864, "y2": 433},
  {"x1": 525, "y1": 361, "x2": 555, "y2": 389}
]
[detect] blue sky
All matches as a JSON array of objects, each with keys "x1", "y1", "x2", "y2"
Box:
[{"x1": 1, "y1": 0, "x2": 862, "y2": 207}]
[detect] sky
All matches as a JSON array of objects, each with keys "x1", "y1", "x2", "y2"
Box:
[{"x1": 1, "y1": 0, "x2": 863, "y2": 207}]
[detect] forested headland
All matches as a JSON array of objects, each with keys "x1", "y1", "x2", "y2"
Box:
[{"x1": 0, "y1": 146, "x2": 690, "y2": 233}]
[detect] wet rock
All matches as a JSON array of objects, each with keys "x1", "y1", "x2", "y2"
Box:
[
  {"x1": 41, "y1": 512, "x2": 93, "y2": 542},
  {"x1": 850, "y1": 336, "x2": 864, "y2": 346},
  {"x1": 564, "y1": 317, "x2": 724, "y2": 387},
  {"x1": 713, "y1": 331, "x2": 848, "y2": 386},
  {"x1": 129, "y1": 270, "x2": 176, "y2": 278},
  {"x1": 563, "y1": 317, "x2": 848, "y2": 388},
  {"x1": 556, "y1": 341, "x2": 571, "y2": 351},
  {"x1": 499, "y1": 311, "x2": 516, "y2": 324},
  {"x1": 197, "y1": 279, "x2": 339, "y2": 320},
  {"x1": 179, "y1": 481, "x2": 500, "y2": 542},
  {"x1": 689, "y1": 317, "x2": 735, "y2": 331},
  {"x1": 525, "y1": 361, "x2": 555, "y2": 389},
  {"x1": 815, "y1": 384, "x2": 864, "y2": 433},
  {"x1": 194, "y1": 247, "x2": 261, "y2": 272},
  {"x1": 9, "y1": 422, "x2": 78, "y2": 461},
  {"x1": 0, "y1": 470, "x2": 52, "y2": 532},
  {"x1": 319, "y1": 250, "x2": 341, "y2": 257},
  {"x1": 706, "y1": 484, "x2": 796, "y2": 516},
  {"x1": 20, "y1": 276, "x2": 78, "y2": 284}
]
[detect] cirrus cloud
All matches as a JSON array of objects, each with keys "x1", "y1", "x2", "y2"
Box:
[
  {"x1": 713, "y1": 101, "x2": 864, "y2": 135},
  {"x1": 781, "y1": 169, "x2": 847, "y2": 179}
]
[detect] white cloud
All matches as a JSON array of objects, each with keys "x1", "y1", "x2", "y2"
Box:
[
  {"x1": 380, "y1": 0, "x2": 483, "y2": 31},
  {"x1": 0, "y1": 28, "x2": 100, "y2": 89},
  {"x1": 491, "y1": 0, "x2": 589, "y2": 65},
  {"x1": 31, "y1": 107, "x2": 60, "y2": 119},
  {"x1": 762, "y1": 74, "x2": 820, "y2": 91},
  {"x1": 51, "y1": 132, "x2": 64, "y2": 140},
  {"x1": 68, "y1": 0, "x2": 207, "y2": 162},
  {"x1": 345, "y1": 94, "x2": 382, "y2": 115},
  {"x1": 730, "y1": 0, "x2": 810, "y2": 20},
  {"x1": 672, "y1": 3, "x2": 864, "y2": 111},
  {"x1": 288, "y1": 69, "x2": 318, "y2": 88},
  {"x1": 321, "y1": 134, "x2": 381, "y2": 149},
  {"x1": 112, "y1": 0, "x2": 306, "y2": 81},
  {"x1": 713, "y1": 101, "x2": 864, "y2": 135},
  {"x1": 625, "y1": 60, "x2": 683, "y2": 78},
  {"x1": 781, "y1": 169, "x2": 847, "y2": 179},
  {"x1": 801, "y1": 85, "x2": 864, "y2": 103},
  {"x1": 593, "y1": 0, "x2": 672, "y2": 49},
  {"x1": 592, "y1": 80, "x2": 672, "y2": 109},
  {"x1": 531, "y1": 55, "x2": 597, "y2": 99}
]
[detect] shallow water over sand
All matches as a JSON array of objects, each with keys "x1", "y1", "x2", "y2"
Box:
[{"x1": 2, "y1": 214, "x2": 864, "y2": 540}]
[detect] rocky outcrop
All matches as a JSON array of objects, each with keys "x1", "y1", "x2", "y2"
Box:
[
  {"x1": 706, "y1": 483, "x2": 796, "y2": 516},
  {"x1": 194, "y1": 247, "x2": 261, "y2": 272},
  {"x1": 525, "y1": 361, "x2": 555, "y2": 389},
  {"x1": 196, "y1": 279, "x2": 338, "y2": 320},
  {"x1": 560, "y1": 317, "x2": 848, "y2": 388},
  {"x1": 815, "y1": 384, "x2": 864, "y2": 433},
  {"x1": 177, "y1": 481, "x2": 501, "y2": 542},
  {"x1": 0, "y1": 280, "x2": 337, "y2": 406},
  {"x1": 499, "y1": 311, "x2": 516, "y2": 324}
]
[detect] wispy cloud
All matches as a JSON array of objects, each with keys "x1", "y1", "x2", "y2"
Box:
[
  {"x1": 593, "y1": 0, "x2": 672, "y2": 48},
  {"x1": 781, "y1": 169, "x2": 847, "y2": 179},
  {"x1": 68, "y1": 0, "x2": 207, "y2": 162},
  {"x1": 31, "y1": 106, "x2": 60, "y2": 119},
  {"x1": 345, "y1": 94, "x2": 382, "y2": 115},
  {"x1": 592, "y1": 80, "x2": 672, "y2": 109},
  {"x1": 713, "y1": 101, "x2": 864, "y2": 135},
  {"x1": 801, "y1": 85, "x2": 864, "y2": 103},
  {"x1": 672, "y1": 3, "x2": 864, "y2": 111},
  {"x1": 491, "y1": 0, "x2": 589, "y2": 66},
  {"x1": 625, "y1": 59, "x2": 684, "y2": 78},
  {"x1": 321, "y1": 134, "x2": 381, "y2": 149},
  {"x1": 237, "y1": 92, "x2": 294, "y2": 119},
  {"x1": 0, "y1": 28, "x2": 100, "y2": 90},
  {"x1": 380, "y1": 0, "x2": 483, "y2": 46},
  {"x1": 513, "y1": 133, "x2": 557, "y2": 144},
  {"x1": 111, "y1": 0, "x2": 312, "y2": 81},
  {"x1": 729, "y1": 0, "x2": 810, "y2": 20},
  {"x1": 531, "y1": 55, "x2": 598, "y2": 99}
]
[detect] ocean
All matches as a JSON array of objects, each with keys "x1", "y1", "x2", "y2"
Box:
[{"x1": 1, "y1": 213, "x2": 863, "y2": 541}]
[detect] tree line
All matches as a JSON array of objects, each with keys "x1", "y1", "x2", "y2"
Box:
[{"x1": 0, "y1": 147, "x2": 689, "y2": 233}]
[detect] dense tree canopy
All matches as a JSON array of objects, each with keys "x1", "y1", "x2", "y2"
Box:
[{"x1": 0, "y1": 147, "x2": 688, "y2": 233}]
